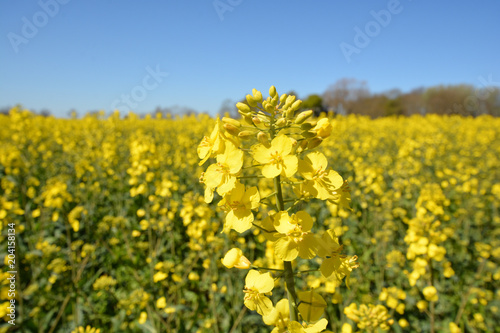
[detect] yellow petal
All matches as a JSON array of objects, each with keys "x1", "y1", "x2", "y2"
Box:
[
  {"x1": 307, "y1": 152, "x2": 328, "y2": 172},
  {"x1": 204, "y1": 164, "x2": 223, "y2": 188},
  {"x1": 274, "y1": 211, "x2": 295, "y2": 234},
  {"x1": 230, "y1": 209, "x2": 254, "y2": 233},
  {"x1": 217, "y1": 175, "x2": 237, "y2": 196},
  {"x1": 254, "y1": 272, "x2": 274, "y2": 293},
  {"x1": 298, "y1": 234, "x2": 319, "y2": 259},
  {"x1": 230, "y1": 182, "x2": 246, "y2": 202},
  {"x1": 274, "y1": 237, "x2": 298, "y2": 261},
  {"x1": 262, "y1": 163, "x2": 282, "y2": 178},
  {"x1": 243, "y1": 186, "x2": 260, "y2": 210},
  {"x1": 271, "y1": 135, "x2": 293, "y2": 156},
  {"x1": 282, "y1": 155, "x2": 298, "y2": 178},
  {"x1": 245, "y1": 269, "x2": 260, "y2": 287},
  {"x1": 252, "y1": 144, "x2": 272, "y2": 164},
  {"x1": 324, "y1": 170, "x2": 343, "y2": 189},
  {"x1": 295, "y1": 211, "x2": 313, "y2": 232},
  {"x1": 305, "y1": 318, "x2": 328, "y2": 333},
  {"x1": 298, "y1": 290, "x2": 327, "y2": 322},
  {"x1": 298, "y1": 158, "x2": 315, "y2": 180},
  {"x1": 320, "y1": 257, "x2": 339, "y2": 278}
]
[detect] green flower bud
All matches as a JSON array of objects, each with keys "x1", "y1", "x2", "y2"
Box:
[
  {"x1": 238, "y1": 130, "x2": 255, "y2": 140},
  {"x1": 264, "y1": 103, "x2": 275, "y2": 113},
  {"x1": 246, "y1": 94, "x2": 258, "y2": 107},
  {"x1": 300, "y1": 122, "x2": 314, "y2": 130},
  {"x1": 222, "y1": 117, "x2": 241, "y2": 127},
  {"x1": 252, "y1": 116, "x2": 261, "y2": 125},
  {"x1": 271, "y1": 94, "x2": 280, "y2": 105},
  {"x1": 253, "y1": 89, "x2": 263, "y2": 103},
  {"x1": 301, "y1": 130, "x2": 316, "y2": 138},
  {"x1": 295, "y1": 110, "x2": 314, "y2": 124},
  {"x1": 285, "y1": 95, "x2": 296, "y2": 106},
  {"x1": 224, "y1": 123, "x2": 240, "y2": 136},
  {"x1": 291, "y1": 100, "x2": 302, "y2": 111},
  {"x1": 236, "y1": 102, "x2": 251, "y2": 113},
  {"x1": 280, "y1": 94, "x2": 288, "y2": 104},
  {"x1": 257, "y1": 131, "x2": 270, "y2": 146},
  {"x1": 307, "y1": 137, "x2": 323, "y2": 149},
  {"x1": 269, "y1": 86, "x2": 277, "y2": 98},
  {"x1": 275, "y1": 117, "x2": 286, "y2": 127}
]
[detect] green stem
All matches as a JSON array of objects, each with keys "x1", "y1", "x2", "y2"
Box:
[
  {"x1": 250, "y1": 265, "x2": 284, "y2": 272},
  {"x1": 273, "y1": 175, "x2": 299, "y2": 322},
  {"x1": 284, "y1": 261, "x2": 299, "y2": 322},
  {"x1": 274, "y1": 176, "x2": 285, "y2": 211},
  {"x1": 428, "y1": 258, "x2": 435, "y2": 333}
]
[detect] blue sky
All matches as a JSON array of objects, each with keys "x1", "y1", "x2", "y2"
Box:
[{"x1": 1, "y1": 0, "x2": 499, "y2": 117}]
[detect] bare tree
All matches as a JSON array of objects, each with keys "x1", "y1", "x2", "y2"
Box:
[{"x1": 323, "y1": 78, "x2": 370, "y2": 114}]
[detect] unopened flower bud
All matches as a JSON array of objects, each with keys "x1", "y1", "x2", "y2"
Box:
[
  {"x1": 224, "y1": 123, "x2": 240, "y2": 136},
  {"x1": 271, "y1": 94, "x2": 280, "y2": 105},
  {"x1": 238, "y1": 130, "x2": 255, "y2": 140},
  {"x1": 295, "y1": 110, "x2": 314, "y2": 124},
  {"x1": 275, "y1": 117, "x2": 286, "y2": 127},
  {"x1": 253, "y1": 89, "x2": 263, "y2": 103},
  {"x1": 291, "y1": 100, "x2": 302, "y2": 111},
  {"x1": 221, "y1": 248, "x2": 251, "y2": 269},
  {"x1": 301, "y1": 122, "x2": 314, "y2": 130},
  {"x1": 236, "y1": 102, "x2": 251, "y2": 113},
  {"x1": 313, "y1": 118, "x2": 332, "y2": 139},
  {"x1": 222, "y1": 117, "x2": 241, "y2": 127},
  {"x1": 257, "y1": 131, "x2": 270, "y2": 146},
  {"x1": 280, "y1": 94, "x2": 288, "y2": 104},
  {"x1": 285, "y1": 95, "x2": 296, "y2": 106},
  {"x1": 307, "y1": 137, "x2": 323, "y2": 149},
  {"x1": 246, "y1": 94, "x2": 258, "y2": 107},
  {"x1": 252, "y1": 116, "x2": 261, "y2": 125},
  {"x1": 269, "y1": 85, "x2": 277, "y2": 97},
  {"x1": 301, "y1": 130, "x2": 316, "y2": 139},
  {"x1": 264, "y1": 103, "x2": 275, "y2": 113}
]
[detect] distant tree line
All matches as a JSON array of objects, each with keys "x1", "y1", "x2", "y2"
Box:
[
  {"x1": 231, "y1": 78, "x2": 500, "y2": 118},
  {"x1": 316, "y1": 78, "x2": 500, "y2": 117}
]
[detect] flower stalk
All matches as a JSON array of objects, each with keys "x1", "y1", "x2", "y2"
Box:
[{"x1": 198, "y1": 86, "x2": 357, "y2": 331}]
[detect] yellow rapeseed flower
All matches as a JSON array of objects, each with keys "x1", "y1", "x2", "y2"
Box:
[
  {"x1": 243, "y1": 270, "x2": 274, "y2": 316},
  {"x1": 298, "y1": 152, "x2": 343, "y2": 200},
  {"x1": 203, "y1": 141, "x2": 243, "y2": 202},
  {"x1": 197, "y1": 117, "x2": 226, "y2": 165},
  {"x1": 312, "y1": 118, "x2": 332, "y2": 139},
  {"x1": 273, "y1": 211, "x2": 319, "y2": 261},
  {"x1": 218, "y1": 182, "x2": 260, "y2": 233},
  {"x1": 252, "y1": 134, "x2": 298, "y2": 179},
  {"x1": 422, "y1": 285, "x2": 438, "y2": 302}
]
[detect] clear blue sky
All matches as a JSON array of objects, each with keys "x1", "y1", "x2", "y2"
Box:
[{"x1": 1, "y1": 0, "x2": 499, "y2": 117}]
